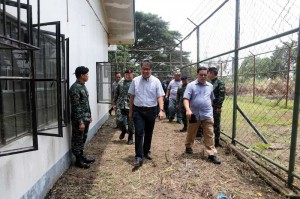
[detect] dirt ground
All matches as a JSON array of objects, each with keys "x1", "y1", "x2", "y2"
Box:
[{"x1": 49, "y1": 116, "x2": 284, "y2": 199}]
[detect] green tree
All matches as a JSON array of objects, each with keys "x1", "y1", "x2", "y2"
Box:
[{"x1": 109, "y1": 12, "x2": 191, "y2": 73}]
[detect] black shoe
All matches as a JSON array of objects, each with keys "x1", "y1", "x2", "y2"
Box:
[
  {"x1": 180, "y1": 127, "x2": 187, "y2": 132},
  {"x1": 177, "y1": 120, "x2": 182, "y2": 124},
  {"x1": 185, "y1": 147, "x2": 193, "y2": 154},
  {"x1": 169, "y1": 117, "x2": 174, "y2": 122},
  {"x1": 119, "y1": 130, "x2": 126, "y2": 140},
  {"x1": 215, "y1": 143, "x2": 223, "y2": 148},
  {"x1": 134, "y1": 158, "x2": 143, "y2": 167},
  {"x1": 127, "y1": 134, "x2": 133, "y2": 145},
  {"x1": 144, "y1": 152, "x2": 152, "y2": 160},
  {"x1": 81, "y1": 156, "x2": 95, "y2": 164},
  {"x1": 208, "y1": 155, "x2": 221, "y2": 164},
  {"x1": 109, "y1": 108, "x2": 113, "y2": 115},
  {"x1": 75, "y1": 156, "x2": 90, "y2": 169}
]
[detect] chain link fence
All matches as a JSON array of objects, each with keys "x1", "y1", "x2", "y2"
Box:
[{"x1": 177, "y1": 0, "x2": 300, "y2": 193}]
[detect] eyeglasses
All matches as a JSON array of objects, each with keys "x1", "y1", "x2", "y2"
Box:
[
  {"x1": 198, "y1": 74, "x2": 207, "y2": 77},
  {"x1": 142, "y1": 67, "x2": 151, "y2": 71}
]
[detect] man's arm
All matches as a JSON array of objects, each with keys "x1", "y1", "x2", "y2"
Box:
[
  {"x1": 129, "y1": 94, "x2": 135, "y2": 120},
  {"x1": 157, "y1": 96, "x2": 165, "y2": 120},
  {"x1": 217, "y1": 81, "x2": 226, "y2": 108},
  {"x1": 183, "y1": 98, "x2": 192, "y2": 120}
]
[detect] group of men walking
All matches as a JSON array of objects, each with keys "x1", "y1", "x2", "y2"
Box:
[{"x1": 69, "y1": 61, "x2": 225, "y2": 169}]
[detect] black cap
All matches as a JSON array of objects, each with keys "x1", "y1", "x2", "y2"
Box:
[
  {"x1": 208, "y1": 67, "x2": 218, "y2": 73},
  {"x1": 124, "y1": 68, "x2": 133, "y2": 73},
  {"x1": 181, "y1": 75, "x2": 187, "y2": 80}
]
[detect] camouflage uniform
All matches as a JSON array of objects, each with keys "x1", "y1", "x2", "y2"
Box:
[
  {"x1": 114, "y1": 79, "x2": 134, "y2": 134},
  {"x1": 69, "y1": 80, "x2": 91, "y2": 156},
  {"x1": 210, "y1": 78, "x2": 226, "y2": 145},
  {"x1": 162, "y1": 80, "x2": 170, "y2": 117},
  {"x1": 176, "y1": 83, "x2": 187, "y2": 130}
]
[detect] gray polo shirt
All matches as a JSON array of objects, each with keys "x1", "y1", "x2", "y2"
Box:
[
  {"x1": 167, "y1": 79, "x2": 182, "y2": 100},
  {"x1": 183, "y1": 80, "x2": 215, "y2": 120},
  {"x1": 128, "y1": 75, "x2": 165, "y2": 107}
]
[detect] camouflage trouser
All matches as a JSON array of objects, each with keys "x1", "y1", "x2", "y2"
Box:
[
  {"x1": 213, "y1": 107, "x2": 221, "y2": 143},
  {"x1": 117, "y1": 108, "x2": 134, "y2": 134},
  {"x1": 71, "y1": 121, "x2": 90, "y2": 156},
  {"x1": 115, "y1": 108, "x2": 122, "y2": 127}
]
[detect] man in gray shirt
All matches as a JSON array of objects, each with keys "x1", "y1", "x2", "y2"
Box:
[
  {"x1": 129, "y1": 60, "x2": 165, "y2": 167},
  {"x1": 165, "y1": 71, "x2": 182, "y2": 123},
  {"x1": 183, "y1": 66, "x2": 221, "y2": 164}
]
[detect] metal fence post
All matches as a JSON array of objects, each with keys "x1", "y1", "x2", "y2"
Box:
[
  {"x1": 287, "y1": 18, "x2": 300, "y2": 188},
  {"x1": 232, "y1": 0, "x2": 240, "y2": 145}
]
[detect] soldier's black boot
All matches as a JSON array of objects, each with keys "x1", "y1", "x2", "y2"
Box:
[
  {"x1": 119, "y1": 129, "x2": 126, "y2": 140},
  {"x1": 81, "y1": 154, "x2": 95, "y2": 164},
  {"x1": 215, "y1": 140, "x2": 223, "y2": 148},
  {"x1": 75, "y1": 155, "x2": 90, "y2": 169},
  {"x1": 127, "y1": 133, "x2": 133, "y2": 145}
]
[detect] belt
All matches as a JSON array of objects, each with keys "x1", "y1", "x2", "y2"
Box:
[{"x1": 134, "y1": 105, "x2": 156, "y2": 111}]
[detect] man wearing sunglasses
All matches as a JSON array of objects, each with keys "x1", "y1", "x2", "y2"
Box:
[{"x1": 183, "y1": 66, "x2": 221, "y2": 164}]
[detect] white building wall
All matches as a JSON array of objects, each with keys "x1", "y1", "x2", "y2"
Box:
[{"x1": 0, "y1": 1, "x2": 110, "y2": 199}]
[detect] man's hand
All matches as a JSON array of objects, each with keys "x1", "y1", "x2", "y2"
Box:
[
  {"x1": 79, "y1": 123, "x2": 85, "y2": 132},
  {"x1": 185, "y1": 109, "x2": 192, "y2": 120},
  {"x1": 158, "y1": 110, "x2": 165, "y2": 120}
]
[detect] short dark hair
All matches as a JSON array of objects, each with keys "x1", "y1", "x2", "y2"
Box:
[
  {"x1": 208, "y1": 67, "x2": 218, "y2": 75},
  {"x1": 75, "y1": 66, "x2": 89, "y2": 78},
  {"x1": 197, "y1": 66, "x2": 207, "y2": 74},
  {"x1": 140, "y1": 59, "x2": 153, "y2": 69},
  {"x1": 115, "y1": 71, "x2": 121, "y2": 76}
]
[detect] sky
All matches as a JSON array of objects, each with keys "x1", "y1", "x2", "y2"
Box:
[
  {"x1": 135, "y1": 0, "x2": 300, "y2": 64},
  {"x1": 135, "y1": 0, "x2": 216, "y2": 61}
]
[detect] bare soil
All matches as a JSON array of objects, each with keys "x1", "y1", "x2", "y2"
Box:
[{"x1": 49, "y1": 116, "x2": 284, "y2": 199}]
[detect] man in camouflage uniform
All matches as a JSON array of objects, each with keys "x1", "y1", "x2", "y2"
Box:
[
  {"x1": 208, "y1": 67, "x2": 226, "y2": 147},
  {"x1": 69, "y1": 66, "x2": 95, "y2": 169},
  {"x1": 161, "y1": 74, "x2": 172, "y2": 118},
  {"x1": 113, "y1": 68, "x2": 135, "y2": 145},
  {"x1": 176, "y1": 75, "x2": 188, "y2": 132}
]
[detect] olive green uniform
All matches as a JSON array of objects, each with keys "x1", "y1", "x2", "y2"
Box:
[
  {"x1": 210, "y1": 78, "x2": 225, "y2": 145},
  {"x1": 69, "y1": 80, "x2": 91, "y2": 156},
  {"x1": 176, "y1": 83, "x2": 187, "y2": 130},
  {"x1": 114, "y1": 79, "x2": 134, "y2": 134}
]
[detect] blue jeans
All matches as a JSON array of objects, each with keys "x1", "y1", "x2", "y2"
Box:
[
  {"x1": 133, "y1": 105, "x2": 157, "y2": 160},
  {"x1": 168, "y1": 98, "x2": 182, "y2": 122}
]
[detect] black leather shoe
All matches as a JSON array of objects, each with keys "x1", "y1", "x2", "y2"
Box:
[
  {"x1": 180, "y1": 127, "x2": 187, "y2": 132},
  {"x1": 127, "y1": 139, "x2": 133, "y2": 145},
  {"x1": 134, "y1": 158, "x2": 143, "y2": 167},
  {"x1": 215, "y1": 143, "x2": 223, "y2": 148},
  {"x1": 75, "y1": 161, "x2": 90, "y2": 169},
  {"x1": 82, "y1": 156, "x2": 95, "y2": 164},
  {"x1": 144, "y1": 152, "x2": 152, "y2": 160},
  {"x1": 108, "y1": 108, "x2": 112, "y2": 116},
  {"x1": 208, "y1": 155, "x2": 221, "y2": 164},
  {"x1": 119, "y1": 130, "x2": 126, "y2": 140},
  {"x1": 185, "y1": 147, "x2": 193, "y2": 154}
]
